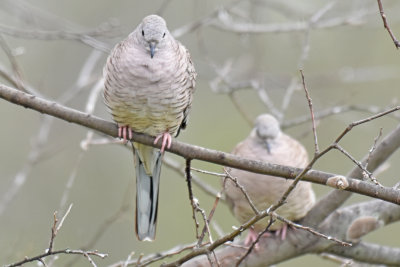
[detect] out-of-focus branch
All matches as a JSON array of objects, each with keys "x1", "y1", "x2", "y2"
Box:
[
  {"x1": 327, "y1": 242, "x2": 400, "y2": 265},
  {"x1": 0, "y1": 51, "x2": 102, "y2": 217},
  {"x1": 0, "y1": 23, "x2": 116, "y2": 52},
  {"x1": 211, "y1": 7, "x2": 369, "y2": 34},
  {"x1": 281, "y1": 104, "x2": 400, "y2": 130},
  {"x1": 1, "y1": 84, "x2": 400, "y2": 205}
]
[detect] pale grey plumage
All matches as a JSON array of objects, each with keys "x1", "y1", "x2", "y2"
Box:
[
  {"x1": 225, "y1": 114, "x2": 315, "y2": 232},
  {"x1": 103, "y1": 15, "x2": 196, "y2": 241}
]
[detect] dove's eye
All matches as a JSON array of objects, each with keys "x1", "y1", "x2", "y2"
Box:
[
  {"x1": 162, "y1": 32, "x2": 166, "y2": 38},
  {"x1": 142, "y1": 30, "x2": 145, "y2": 36}
]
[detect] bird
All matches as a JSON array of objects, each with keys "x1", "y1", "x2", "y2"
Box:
[
  {"x1": 224, "y1": 114, "x2": 315, "y2": 243},
  {"x1": 103, "y1": 14, "x2": 196, "y2": 241}
]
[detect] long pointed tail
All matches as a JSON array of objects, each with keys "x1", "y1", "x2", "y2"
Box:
[{"x1": 133, "y1": 143, "x2": 162, "y2": 241}]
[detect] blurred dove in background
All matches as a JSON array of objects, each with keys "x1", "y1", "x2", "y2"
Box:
[
  {"x1": 103, "y1": 14, "x2": 196, "y2": 241},
  {"x1": 225, "y1": 114, "x2": 315, "y2": 244}
]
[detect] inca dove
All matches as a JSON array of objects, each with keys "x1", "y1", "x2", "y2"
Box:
[
  {"x1": 103, "y1": 15, "x2": 196, "y2": 241},
  {"x1": 224, "y1": 114, "x2": 315, "y2": 242}
]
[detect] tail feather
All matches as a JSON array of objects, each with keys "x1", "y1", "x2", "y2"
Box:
[{"x1": 133, "y1": 143, "x2": 162, "y2": 241}]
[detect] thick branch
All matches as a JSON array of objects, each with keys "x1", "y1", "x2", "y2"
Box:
[
  {"x1": 304, "y1": 118, "x2": 400, "y2": 227},
  {"x1": 181, "y1": 199, "x2": 400, "y2": 266},
  {"x1": 1, "y1": 84, "x2": 400, "y2": 205},
  {"x1": 328, "y1": 242, "x2": 400, "y2": 266}
]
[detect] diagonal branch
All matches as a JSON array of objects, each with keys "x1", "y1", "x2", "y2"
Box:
[
  {"x1": 1, "y1": 83, "x2": 400, "y2": 205},
  {"x1": 181, "y1": 198, "x2": 400, "y2": 266},
  {"x1": 377, "y1": 0, "x2": 400, "y2": 49}
]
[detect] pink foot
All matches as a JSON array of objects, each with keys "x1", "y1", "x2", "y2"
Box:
[
  {"x1": 275, "y1": 224, "x2": 288, "y2": 240},
  {"x1": 244, "y1": 228, "x2": 271, "y2": 248},
  {"x1": 118, "y1": 125, "x2": 133, "y2": 143},
  {"x1": 154, "y1": 132, "x2": 172, "y2": 153}
]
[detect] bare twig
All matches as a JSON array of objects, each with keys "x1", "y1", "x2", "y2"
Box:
[
  {"x1": 55, "y1": 203, "x2": 73, "y2": 235},
  {"x1": 320, "y1": 253, "x2": 354, "y2": 265},
  {"x1": 197, "y1": 191, "x2": 222, "y2": 246},
  {"x1": 164, "y1": 157, "x2": 220, "y2": 198},
  {"x1": 300, "y1": 70, "x2": 319, "y2": 154},
  {"x1": 281, "y1": 104, "x2": 400, "y2": 130},
  {"x1": 109, "y1": 243, "x2": 199, "y2": 267},
  {"x1": 224, "y1": 170, "x2": 259, "y2": 214},
  {"x1": 5, "y1": 204, "x2": 106, "y2": 267},
  {"x1": 0, "y1": 35, "x2": 25, "y2": 91},
  {"x1": 365, "y1": 128, "x2": 383, "y2": 172},
  {"x1": 5, "y1": 249, "x2": 107, "y2": 267},
  {"x1": 186, "y1": 158, "x2": 201, "y2": 238},
  {"x1": 213, "y1": 7, "x2": 369, "y2": 34},
  {"x1": 274, "y1": 212, "x2": 352, "y2": 247},
  {"x1": 377, "y1": 0, "x2": 400, "y2": 49},
  {"x1": 333, "y1": 144, "x2": 382, "y2": 186},
  {"x1": 171, "y1": 0, "x2": 245, "y2": 38},
  {"x1": 191, "y1": 167, "x2": 226, "y2": 177},
  {"x1": 0, "y1": 50, "x2": 102, "y2": 217},
  {"x1": 235, "y1": 219, "x2": 275, "y2": 266}
]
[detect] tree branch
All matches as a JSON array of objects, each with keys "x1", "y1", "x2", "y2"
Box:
[
  {"x1": 303, "y1": 115, "x2": 400, "y2": 227},
  {"x1": 181, "y1": 199, "x2": 400, "y2": 266},
  {"x1": 377, "y1": 0, "x2": 400, "y2": 49},
  {"x1": 328, "y1": 242, "x2": 400, "y2": 266},
  {"x1": 1, "y1": 83, "x2": 400, "y2": 205}
]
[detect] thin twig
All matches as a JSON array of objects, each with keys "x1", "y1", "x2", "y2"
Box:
[
  {"x1": 110, "y1": 243, "x2": 198, "y2": 267},
  {"x1": 164, "y1": 157, "x2": 221, "y2": 198},
  {"x1": 235, "y1": 219, "x2": 275, "y2": 266},
  {"x1": 191, "y1": 167, "x2": 226, "y2": 177},
  {"x1": 300, "y1": 70, "x2": 319, "y2": 154},
  {"x1": 224, "y1": 170, "x2": 259, "y2": 214},
  {"x1": 377, "y1": 0, "x2": 400, "y2": 49},
  {"x1": 320, "y1": 253, "x2": 353, "y2": 265},
  {"x1": 5, "y1": 249, "x2": 107, "y2": 267},
  {"x1": 197, "y1": 191, "x2": 222, "y2": 245},
  {"x1": 0, "y1": 34, "x2": 25, "y2": 91},
  {"x1": 5, "y1": 204, "x2": 106, "y2": 267},
  {"x1": 333, "y1": 144, "x2": 382, "y2": 186},
  {"x1": 274, "y1": 212, "x2": 352, "y2": 247},
  {"x1": 364, "y1": 128, "x2": 384, "y2": 185},
  {"x1": 213, "y1": 7, "x2": 369, "y2": 34},
  {"x1": 186, "y1": 158, "x2": 200, "y2": 238},
  {"x1": 0, "y1": 23, "x2": 116, "y2": 52},
  {"x1": 281, "y1": 104, "x2": 400, "y2": 130},
  {"x1": 55, "y1": 203, "x2": 73, "y2": 234}
]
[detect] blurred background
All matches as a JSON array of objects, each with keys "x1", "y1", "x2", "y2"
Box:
[{"x1": 0, "y1": 0, "x2": 399, "y2": 266}]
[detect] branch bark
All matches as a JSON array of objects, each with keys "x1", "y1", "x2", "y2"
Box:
[
  {"x1": 328, "y1": 242, "x2": 400, "y2": 266},
  {"x1": 1, "y1": 83, "x2": 400, "y2": 205},
  {"x1": 181, "y1": 199, "x2": 400, "y2": 266}
]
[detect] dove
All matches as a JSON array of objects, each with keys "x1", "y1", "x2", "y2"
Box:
[
  {"x1": 224, "y1": 114, "x2": 315, "y2": 243},
  {"x1": 103, "y1": 15, "x2": 196, "y2": 241}
]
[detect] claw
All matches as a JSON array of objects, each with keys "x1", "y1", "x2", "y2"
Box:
[
  {"x1": 118, "y1": 125, "x2": 132, "y2": 144},
  {"x1": 244, "y1": 228, "x2": 271, "y2": 249},
  {"x1": 244, "y1": 224, "x2": 290, "y2": 250},
  {"x1": 275, "y1": 224, "x2": 289, "y2": 240},
  {"x1": 154, "y1": 132, "x2": 172, "y2": 153}
]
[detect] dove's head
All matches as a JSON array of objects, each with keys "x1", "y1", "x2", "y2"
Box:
[
  {"x1": 138, "y1": 15, "x2": 170, "y2": 58},
  {"x1": 254, "y1": 114, "x2": 281, "y2": 142}
]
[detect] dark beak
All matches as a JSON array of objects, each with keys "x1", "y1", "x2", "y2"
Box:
[{"x1": 149, "y1": 42, "x2": 156, "y2": 58}]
